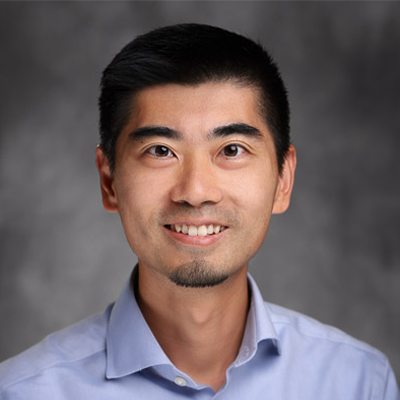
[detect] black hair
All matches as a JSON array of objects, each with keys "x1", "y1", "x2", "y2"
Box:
[{"x1": 99, "y1": 23, "x2": 290, "y2": 173}]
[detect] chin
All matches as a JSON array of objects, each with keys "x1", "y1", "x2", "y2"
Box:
[{"x1": 167, "y1": 259, "x2": 229, "y2": 288}]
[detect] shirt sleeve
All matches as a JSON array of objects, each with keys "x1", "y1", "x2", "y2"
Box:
[{"x1": 382, "y1": 359, "x2": 400, "y2": 400}]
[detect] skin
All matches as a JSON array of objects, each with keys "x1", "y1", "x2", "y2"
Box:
[{"x1": 96, "y1": 81, "x2": 296, "y2": 391}]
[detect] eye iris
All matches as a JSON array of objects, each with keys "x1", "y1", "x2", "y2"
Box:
[
  {"x1": 154, "y1": 146, "x2": 169, "y2": 157},
  {"x1": 224, "y1": 145, "x2": 238, "y2": 157}
]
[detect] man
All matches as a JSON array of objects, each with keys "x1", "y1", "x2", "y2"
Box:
[{"x1": 0, "y1": 23, "x2": 398, "y2": 399}]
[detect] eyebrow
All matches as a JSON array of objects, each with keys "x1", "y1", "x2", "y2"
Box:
[
  {"x1": 128, "y1": 122, "x2": 263, "y2": 142},
  {"x1": 129, "y1": 126, "x2": 182, "y2": 141},
  {"x1": 208, "y1": 123, "x2": 263, "y2": 140}
]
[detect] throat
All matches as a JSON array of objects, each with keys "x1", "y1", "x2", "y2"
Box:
[
  {"x1": 157, "y1": 311, "x2": 246, "y2": 392},
  {"x1": 135, "y1": 262, "x2": 250, "y2": 391}
]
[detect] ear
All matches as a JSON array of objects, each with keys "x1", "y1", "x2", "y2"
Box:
[
  {"x1": 95, "y1": 146, "x2": 119, "y2": 213},
  {"x1": 272, "y1": 145, "x2": 297, "y2": 214}
]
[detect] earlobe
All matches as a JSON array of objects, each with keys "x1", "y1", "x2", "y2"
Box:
[
  {"x1": 95, "y1": 146, "x2": 119, "y2": 213},
  {"x1": 272, "y1": 145, "x2": 297, "y2": 215}
]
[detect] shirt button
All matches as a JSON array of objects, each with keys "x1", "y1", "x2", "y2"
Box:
[{"x1": 174, "y1": 377, "x2": 187, "y2": 387}]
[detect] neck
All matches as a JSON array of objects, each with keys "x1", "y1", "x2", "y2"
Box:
[{"x1": 135, "y1": 265, "x2": 250, "y2": 392}]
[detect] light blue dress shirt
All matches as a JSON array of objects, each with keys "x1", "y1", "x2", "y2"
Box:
[{"x1": 1, "y1": 272, "x2": 399, "y2": 399}]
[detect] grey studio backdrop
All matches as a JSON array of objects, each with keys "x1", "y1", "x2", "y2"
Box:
[{"x1": 0, "y1": 1, "x2": 399, "y2": 381}]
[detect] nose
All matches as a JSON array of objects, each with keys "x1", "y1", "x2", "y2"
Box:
[{"x1": 170, "y1": 156, "x2": 222, "y2": 207}]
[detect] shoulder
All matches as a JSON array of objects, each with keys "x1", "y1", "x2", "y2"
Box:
[
  {"x1": 260, "y1": 302, "x2": 400, "y2": 399},
  {"x1": 266, "y1": 301, "x2": 386, "y2": 361},
  {"x1": 0, "y1": 306, "x2": 111, "y2": 394},
  {"x1": 265, "y1": 302, "x2": 392, "y2": 383}
]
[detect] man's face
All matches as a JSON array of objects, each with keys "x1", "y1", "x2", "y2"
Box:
[{"x1": 96, "y1": 82, "x2": 295, "y2": 288}]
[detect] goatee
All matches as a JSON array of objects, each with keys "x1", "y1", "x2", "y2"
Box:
[{"x1": 168, "y1": 260, "x2": 228, "y2": 288}]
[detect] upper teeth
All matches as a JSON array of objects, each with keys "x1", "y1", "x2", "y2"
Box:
[{"x1": 171, "y1": 224, "x2": 225, "y2": 236}]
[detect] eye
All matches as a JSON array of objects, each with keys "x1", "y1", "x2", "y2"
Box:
[
  {"x1": 220, "y1": 144, "x2": 247, "y2": 158},
  {"x1": 146, "y1": 145, "x2": 173, "y2": 158}
]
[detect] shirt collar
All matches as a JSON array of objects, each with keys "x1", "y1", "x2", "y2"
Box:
[
  {"x1": 106, "y1": 269, "x2": 280, "y2": 379},
  {"x1": 106, "y1": 269, "x2": 171, "y2": 379},
  {"x1": 234, "y1": 273, "x2": 281, "y2": 367}
]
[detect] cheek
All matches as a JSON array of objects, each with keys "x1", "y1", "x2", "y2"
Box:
[
  {"x1": 114, "y1": 170, "x2": 171, "y2": 234},
  {"x1": 232, "y1": 170, "x2": 277, "y2": 252},
  {"x1": 114, "y1": 176, "x2": 148, "y2": 235},
  {"x1": 230, "y1": 168, "x2": 277, "y2": 214}
]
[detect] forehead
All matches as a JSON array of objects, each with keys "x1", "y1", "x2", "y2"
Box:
[{"x1": 123, "y1": 82, "x2": 269, "y2": 140}]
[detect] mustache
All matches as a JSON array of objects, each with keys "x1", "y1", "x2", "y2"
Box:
[{"x1": 157, "y1": 203, "x2": 240, "y2": 226}]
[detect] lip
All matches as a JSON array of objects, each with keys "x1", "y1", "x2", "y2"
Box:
[
  {"x1": 164, "y1": 225, "x2": 228, "y2": 246},
  {"x1": 165, "y1": 221, "x2": 227, "y2": 227}
]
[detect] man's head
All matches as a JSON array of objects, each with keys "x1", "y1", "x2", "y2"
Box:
[
  {"x1": 96, "y1": 24, "x2": 296, "y2": 289},
  {"x1": 99, "y1": 23, "x2": 290, "y2": 175}
]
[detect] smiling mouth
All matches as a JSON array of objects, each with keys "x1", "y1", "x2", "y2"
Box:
[{"x1": 166, "y1": 224, "x2": 227, "y2": 237}]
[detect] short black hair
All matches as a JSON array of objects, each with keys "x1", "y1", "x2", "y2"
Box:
[{"x1": 99, "y1": 23, "x2": 290, "y2": 173}]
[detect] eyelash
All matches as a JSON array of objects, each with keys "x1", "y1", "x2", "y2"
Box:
[
  {"x1": 146, "y1": 145, "x2": 174, "y2": 158},
  {"x1": 145, "y1": 144, "x2": 247, "y2": 159},
  {"x1": 220, "y1": 144, "x2": 247, "y2": 158}
]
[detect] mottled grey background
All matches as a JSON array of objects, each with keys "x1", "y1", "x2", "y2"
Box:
[{"x1": 0, "y1": 1, "x2": 399, "y2": 380}]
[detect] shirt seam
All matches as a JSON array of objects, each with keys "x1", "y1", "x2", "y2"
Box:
[
  {"x1": 272, "y1": 319, "x2": 387, "y2": 366},
  {"x1": 1, "y1": 344, "x2": 106, "y2": 394},
  {"x1": 377, "y1": 357, "x2": 391, "y2": 400}
]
